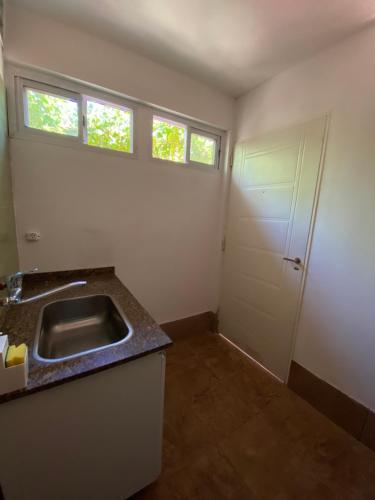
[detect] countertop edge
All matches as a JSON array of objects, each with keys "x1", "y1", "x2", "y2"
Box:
[
  {"x1": 0, "y1": 267, "x2": 172, "y2": 405},
  {"x1": 0, "y1": 342, "x2": 172, "y2": 405}
]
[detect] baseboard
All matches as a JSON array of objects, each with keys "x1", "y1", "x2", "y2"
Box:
[
  {"x1": 160, "y1": 311, "x2": 217, "y2": 341},
  {"x1": 288, "y1": 361, "x2": 375, "y2": 452}
]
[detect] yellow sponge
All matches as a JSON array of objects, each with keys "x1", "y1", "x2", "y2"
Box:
[{"x1": 6, "y1": 344, "x2": 27, "y2": 367}]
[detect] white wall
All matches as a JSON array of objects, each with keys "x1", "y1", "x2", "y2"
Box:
[
  {"x1": 5, "y1": 4, "x2": 233, "y2": 130},
  {"x1": 236, "y1": 24, "x2": 375, "y2": 411},
  {"x1": 5, "y1": 5, "x2": 234, "y2": 324},
  {"x1": 0, "y1": 42, "x2": 18, "y2": 280}
]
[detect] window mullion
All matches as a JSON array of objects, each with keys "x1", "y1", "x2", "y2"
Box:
[
  {"x1": 81, "y1": 95, "x2": 87, "y2": 145},
  {"x1": 216, "y1": 135, "x2": 222, "y2": 168},
  {"x1": 78, "y1": 94, "x2": 85, "y2": 144},
  {"x1": 185, "y1": 125, "x2": 191, "y2": 165}
]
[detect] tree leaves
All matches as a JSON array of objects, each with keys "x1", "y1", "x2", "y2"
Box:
[
  {"x1": 152, "y1": 118, "x2": 186, "y2": 162},
  {"x1": 152, "y1": 118, "x2": 216, "y2": 165},
  {"x1": 190, "y1": 133, "x2": 215, "y2": 165},
  {"x1": 26, "y1": 91, "x2": 216, "y2": 165},
  {"x1": 86, "y1": 100, "x2": 131, "y2": 153},
  {"x1": 26, "y1": 89, "x2": 78, "y2": 136}
]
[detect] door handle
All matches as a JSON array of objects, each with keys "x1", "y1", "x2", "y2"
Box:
[
  {"x1": 283, "y1": 257, "x2": 302, "y2": 270},
  {"x1": 283, "y1": 257, "x2": 301, "y2": 264}
]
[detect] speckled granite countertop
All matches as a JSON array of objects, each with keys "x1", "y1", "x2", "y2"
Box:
[{"x1": 0, "y1": 267, "x2": 172, "y2": 404}]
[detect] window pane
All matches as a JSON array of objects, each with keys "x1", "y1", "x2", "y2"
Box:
[
  {"x1": 152, "y1": 116, "x2": 186, "y2": 163},
  {"x1": 190, "y1": 133, "x2": 216, "y2": 166},
  {"x1": 25, "y1": 88, "x2": 79, "y2": 136},
  {"x1": 86, "y1": 99, "x2": 132, "y2": 153}
]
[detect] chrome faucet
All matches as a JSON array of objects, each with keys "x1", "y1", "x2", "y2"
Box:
[{"x1": 0, "y1": 268, "x2": 87, "y2": 306}]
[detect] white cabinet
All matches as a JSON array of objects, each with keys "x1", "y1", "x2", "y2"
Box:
[{"x1": 0, "y1": 351, "x2": 166, "y2": 500}]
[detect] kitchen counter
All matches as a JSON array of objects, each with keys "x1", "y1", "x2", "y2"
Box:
[{"x1": 0, "y1": 267, "x2": 172, "y2": 403}]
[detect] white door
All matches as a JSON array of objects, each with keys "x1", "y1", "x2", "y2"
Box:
[{"x1": 219, "y1": 116, "x2": 327, "y2": 381}]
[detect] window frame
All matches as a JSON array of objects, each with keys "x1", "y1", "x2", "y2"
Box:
[
  {"x1": 12, "y1": 73, "x2": 138, "y2": 159},
  {"x1": 150, "y1": 112, "x2": 221, "y2": 170},
  {"x1": 18, "y1": 78, "x2": 83, "y2": 144},
  {"x1": 8, "y1": 66, "x2": 225, "y2": 171},
  {"x1": 152, "y1": 114, "x2": 188, "y2": 164},
  {"x1": 83, "y1": 95, "x2": 134, "y2": 154},
  {"x1": 189, "y1": 128, "x2": 220, "y2": 169}
]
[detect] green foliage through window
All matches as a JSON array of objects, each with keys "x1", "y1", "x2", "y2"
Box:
[
  {"x1": 25, "y1": 88, "x2": 78, "y2": 136},
  {"x1": 152, "y1": 117, "x2": 186, "y2": 163},
  {"x1": 190, "y1": 133, "x2": 216, "y2": 166},
  {"x1": 86, "y1": 99, "x2": 132, "y2": 153},
  {"x1": 22, "y1": 82, "x2": 221, "y2": 167}
]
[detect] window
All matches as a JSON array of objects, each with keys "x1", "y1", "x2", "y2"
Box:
[
  {"x1": 190, "y1": 132, "x2": 216, "y2": 166},
  {"x1": 152, "y1": 114, "x2": 220, "y2": 168},
  {"x1": 24, "y1": 87, "x2": 79, "y2": 137},
  {"x1": 13, "y1": 72, "x2": 224, "y2": 169},
  {"x1": 18, "y1": 78, "x2": 135, "y2": 155},
  {"x1": 152, "y1": 116, "x2": 186, "y2": 163},
  {"x1": 85, "y1": 98, "x2": 133, "y2": 153}
]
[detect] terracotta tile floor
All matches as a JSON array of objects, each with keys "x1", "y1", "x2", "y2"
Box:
[{"x1": 132, "y1": 332, "x2": 375, "y2": 500}]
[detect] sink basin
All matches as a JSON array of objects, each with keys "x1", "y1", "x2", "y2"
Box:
[{"x1": 34, "y1": 294, "x2": 133, "y2": 363}]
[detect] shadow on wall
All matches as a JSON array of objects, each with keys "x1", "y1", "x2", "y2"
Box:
[{"x1": 0, "y1": 69, "x2": 18, "y2": 281}]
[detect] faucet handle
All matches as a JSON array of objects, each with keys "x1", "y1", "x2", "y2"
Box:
[
  {"x1": 1, "y1": 267, "x2": 39, "y2": 306},
  {"x1": 3, "y1": 268, "x2": 38, "y2": 288}
]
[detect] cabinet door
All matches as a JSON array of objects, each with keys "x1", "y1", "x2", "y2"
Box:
[{"x1": 0, "y1": 351, "x2": 166, "y2": 500}]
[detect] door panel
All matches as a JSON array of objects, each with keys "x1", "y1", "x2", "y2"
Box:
[
  {"x1": 227, "y1": 246, "x2": 284, "y2": 286},
  {"x1": 241, "y1": 146, "x2": 299, "y2": 186},
  {"x1": 225, "y1": 272, "x2": 280, "y2": 317},
  {"x1": 220, "y1": 117, "x2": 327, "y2": 380},
  {"x1": 233, "y1": 218, "x2": 289, "y2": 253},
  {"x1": 237, "y1": 186, "x2": 295, "y2": 219}
]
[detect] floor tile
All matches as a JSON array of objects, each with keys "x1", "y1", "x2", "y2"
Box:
[{"x1": 133, "y1": 332, "x2": 375, "y2": 499}]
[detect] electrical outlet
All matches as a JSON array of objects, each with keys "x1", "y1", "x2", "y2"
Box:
[{"x1": 25, "y1": 231, "x2": 41, "y2": 242}]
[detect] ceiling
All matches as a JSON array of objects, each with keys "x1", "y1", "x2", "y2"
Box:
[{"x1": 11, "y1": 0, "x2": 375, "y2": 97}]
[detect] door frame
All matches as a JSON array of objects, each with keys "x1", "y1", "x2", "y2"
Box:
[{"x1": 219, "y1": 114, "x2": 331, "y2": 382}]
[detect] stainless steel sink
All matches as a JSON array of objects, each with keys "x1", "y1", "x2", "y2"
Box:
[{"x1": 34, "y1": 294, "x2": 133, "y2": 363}]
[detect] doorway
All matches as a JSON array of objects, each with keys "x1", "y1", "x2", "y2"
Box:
[{"x1": 219, "y1": 116, "x2": 328, "y2": 381}]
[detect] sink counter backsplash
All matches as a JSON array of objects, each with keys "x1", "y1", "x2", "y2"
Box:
[{"x1": 0, "y1": 267, "x2": 172, "y2": 404}]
